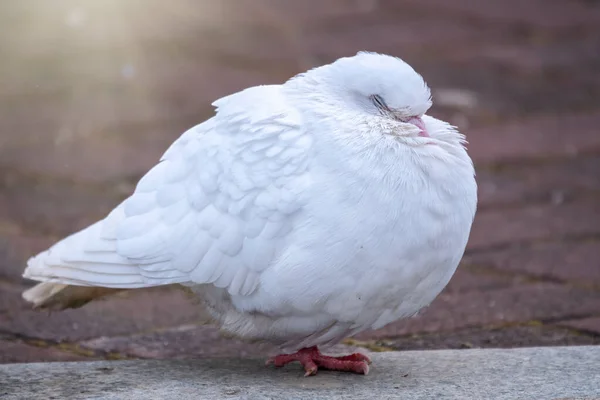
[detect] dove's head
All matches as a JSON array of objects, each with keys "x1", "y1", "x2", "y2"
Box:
[{"x1": 288, "y1": 52, "x2": 461, "y2": 148}]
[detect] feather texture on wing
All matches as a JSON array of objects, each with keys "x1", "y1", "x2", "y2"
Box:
[{"x1": 24, "y1": 85, "x2": 313, "y2": 297}]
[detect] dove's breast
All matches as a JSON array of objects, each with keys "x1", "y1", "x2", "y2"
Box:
[{"x1": 225, "y1": 142, "x2": 477, "y2": 348}]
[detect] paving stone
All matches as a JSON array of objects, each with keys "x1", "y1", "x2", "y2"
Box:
[
  {"x1": 0, "y1": 63, "x2": 273, "y2": 183},
  {"x1": 0, "y1": 1, "x2": 259, "y2": 63},
  {"x1": 0, "y1": 283, "x2": 209, "y2": 342},
  {"x1": 0, "y1": 0, "x2": 372, "y2": 62},
  {"x1": 443, "y1": 267, "x2": 518, "y2": 294},
  {"x1": 0, "y1": 126, "x2": 177, "y2": 185},
  {"x1": 476, "y1": 156, "x2": 600, "y2": 208},
  {"x1": 557, "y1": 317, "x2": 600, "y2": 336},
  {"x1": 468, "y1": 198, "x2": 600, "y2": 251},
  {"x1": 383, "y1": 0, "x2": 600, "y2": 29},
  {"x1": 468, "y1": 112, "x2": 600, "y2": 165},
  {"x1": 464, "y1": 241, "x2": 600, "y2": 286},
  {"x1": 300, "y1": 14, "x2": 486, "y2": 62},
  {"x1": 80, "y1": 324, "x2": 277, "y2": 360},
  {"x1": 0, "y1": 232, "x2": 56, "y2": 283},
  {"x1": 379, "y1": 325, "x2": 600, "y2": 351},
  {"x1": 0, "y1": 337, "x2": 95, "y2": 364},
  {"x1": 434, "y1": 66, "x2": 600, "y2": 127},
  {"x1": 475, "y1": 38, "x2": 600, "y2": 73},
  {"x1": 357, "y1": 283, "x2": 600, "y2": 340},
  {"x1": 0, "y1": 173, "x2": 123, "y2": 237},
  {"x1": 409, "y1": 37, "x2": 600, "y2": 126}
]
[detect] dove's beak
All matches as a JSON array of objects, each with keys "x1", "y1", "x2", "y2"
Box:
[{"x1": 405, "y1": 116, "x2": 429, "y2": 138}]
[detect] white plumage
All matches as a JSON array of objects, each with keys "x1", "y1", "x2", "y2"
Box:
[{"x1": 23, "y1": 52, "x2": 477, "y2": 371}]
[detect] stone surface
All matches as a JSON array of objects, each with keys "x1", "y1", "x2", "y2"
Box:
[{"x1": 2, "y1": 347, "x2": 600, "y2": 399}]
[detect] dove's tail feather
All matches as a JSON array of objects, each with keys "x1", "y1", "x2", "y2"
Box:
[
  {"x1": 22, "y1": 212, "x2": 189, "y2": 310},
  {"x1": 21, "y1": 219, "x2": 137, "y2": 310},
  {"x1": 22, "y1": 282, "x2": 123, "y2": 310},
  {"x1": 23, "y1": 218, "x2": 155, "y2": 288}
]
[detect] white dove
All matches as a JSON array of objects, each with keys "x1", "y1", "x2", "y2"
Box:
[{"x1": 22, "y1": 52, "x2": 477, "y2": 376}]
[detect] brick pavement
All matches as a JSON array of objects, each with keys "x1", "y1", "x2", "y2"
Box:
[{"x1": 1, "y1": 0, "x2": 599, "y2": 363}]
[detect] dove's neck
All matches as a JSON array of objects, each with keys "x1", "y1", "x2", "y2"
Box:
[{"x1": 319, "y1": 129, "x2": 473, "y2": 197}]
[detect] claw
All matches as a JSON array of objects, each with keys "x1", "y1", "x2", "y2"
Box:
[
  {"x1": 303, "y1": 366, "x2": 318, "y2": 377},
  {"x1": 266, "y1": 346, "x2": 371, "y2": 376}
]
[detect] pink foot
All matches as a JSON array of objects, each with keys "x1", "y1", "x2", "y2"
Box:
[{"x1": 266, "y1": 346, "x2": 371, "y2": 376}]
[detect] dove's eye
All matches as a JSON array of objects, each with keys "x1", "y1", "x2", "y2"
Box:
[{"x1": 371, "y1": 94, "x2": 389, "y2": 111}]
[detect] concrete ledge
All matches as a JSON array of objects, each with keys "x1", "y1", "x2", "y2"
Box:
[{"x1": 1, "y1": 346, "x2": 599, "y2": 399}]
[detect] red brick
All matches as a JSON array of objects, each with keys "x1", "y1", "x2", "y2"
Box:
[
  {"x1": 476, "y1": 39, "x2": 600, "y2": 73},
  {"x1": 443, "y1": 268, "x2": 517, "y2": 294},
  {"x1": 556, "y1": 317, "x2": 600, "y2": 335},
  {"x1": 464, "y1": 241, "x2": 600, "y2": 286},
  {"x1": 0, "y1": 338, "x2": 95, "y2": 364},
  {"x1": 356, "y1": 283, "x2": 600, "y2": 340},
  {"x1": 476, "y1": 156, "x2": 600, "y2": 208},
  {"x1": 382, "y1": 0, "x2": 600, "y2": 30},
  {"x1": 409, "y1": 34, "x2": 600, "y2": 125},
  {"x1": 0, "y1": 2, "x2": 258, "y2": 64},
  {"x1": 0, "y1": 283, "x2": 208, "y2": 342},
  {"x1": 234, "y1": 0, "x2": 379, "y2": 25},
  {"x1": 0, "y1": 10, "x2": 300, "y2": 104},
  {"x1": 468, "y1": 198, "x2": 600, "y2": 251},
  {"x1": 468, "y1": 112, "x2": 600, "y2": 165},
  {"x1": 0, "y1": 62, "x2": 273, "y2": 183},
  {"x1": 0, "y1": 55, "x2": 277, "y2": 184},
  {"x1": 430, "y1": 65, "x2": 600, "y2": 128},
  {"x1": 0, "y1": 233, "x2": 56, "y2": 283},
  {"x1": 0, "y1": 0, "x2": 369, "y2": 65},
  {"x1": 0, "y1": 174, "x2": 122, "y2": 236},
  {"x1": 441, "y1": 40, "x2": 600, "y2": 119},
  {"x1": 379, "y1": 325, "x2": 600, "y2": 351},
  {"x1": 0, "y1": 128, "x2": 173, "y2": 185},
  {"x1": 80, "y1": 324, "x2": 276, "y2": 360},
  {"x1": 300, "y1": 15, "x2": 484, "y2": 62}
]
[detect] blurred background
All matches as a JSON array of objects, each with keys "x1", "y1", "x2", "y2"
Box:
[{"x1": 1, "y1": 0, "x2": 599, "y2": 363}]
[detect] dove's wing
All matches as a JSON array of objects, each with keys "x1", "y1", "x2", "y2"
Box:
[{"x1": 24, "y1": 85, "x2": 312, "y2": 296}]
